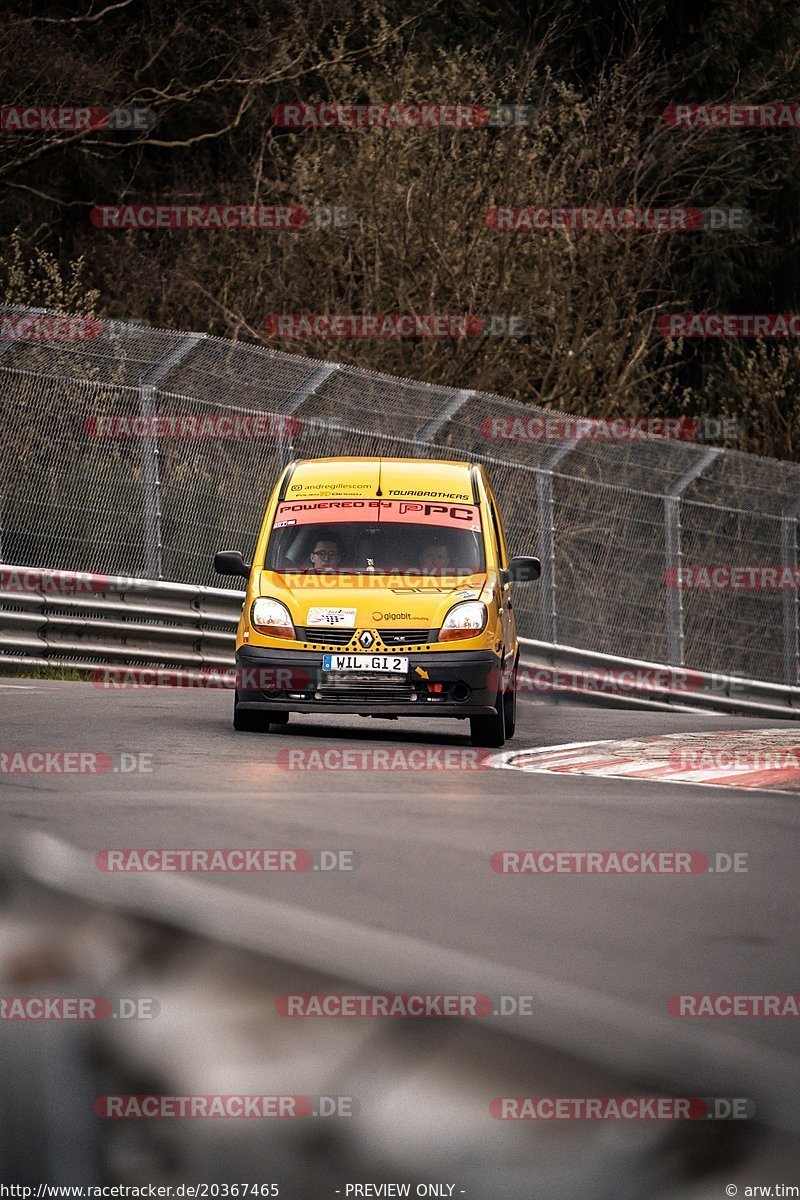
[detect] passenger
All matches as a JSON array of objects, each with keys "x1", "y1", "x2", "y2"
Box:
[{"x1": 420, "y1": 541, "x2": 450, "y2": 574}]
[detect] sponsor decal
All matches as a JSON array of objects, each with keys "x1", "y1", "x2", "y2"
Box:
[
  {"x1": 289, "y1": 481, "x2": 374, "y2": 496},
  {"x1": 306, "y1": 607, "x2": 357, "y2": 627},
  {"x1": 371, "y1": 612, "x2": 427, "y2": 621},
  {"x1": 273, "y1": 499, "x2": 481, "y2": 531},
  {"x1": 386, "y1": 489, "x2": 471, "y2": 500}
]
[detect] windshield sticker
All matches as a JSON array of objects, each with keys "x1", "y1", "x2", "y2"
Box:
[{"x1": 274, "y1": 499, "x2": 481, "y2": 531}]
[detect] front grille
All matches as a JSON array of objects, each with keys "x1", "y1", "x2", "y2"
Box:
[
  {"x1": 317, "y1": 669, "x2": 415, "y2": 704},
  {"x1": 298, "y1": 627, "x2": 436, "y2": 647},
  {"x1": 316, "y1": 684, "x2": 417, "y2": 703},
  {"x1": 377, "y1": 628, "x2": 434, "y2": 646},
  {"x1": 298, "y1": 627, "x2": 354, "y2": 645}
]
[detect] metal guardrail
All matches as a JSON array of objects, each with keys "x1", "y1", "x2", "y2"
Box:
[
  {"x1": 2, "y1": 563, "x2": 800, "y2": 718},
  {"x1": 0, "y1": 564, "x2": 242, "y2": 675},
  {"x1": 520, "y1": 638, "x2": 800, "y2": 719}
]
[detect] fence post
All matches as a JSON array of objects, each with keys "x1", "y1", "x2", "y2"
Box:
[
  {"x1": 781, "y1": 496, "x2": 800, "y2": 684},
  {"x1": 536, "y1": 441, "x2": 578, "y2": 643},
  {"x1": 664, "y1": 448, "x2": 722, "y2": 666},
  {"x1": 414, "y1": 389, "x2": 474, "y2": 455},
  {"x1": 0, "y1": 307, "x2": 53, "y2": 567},
  {"x1": 276, "y1": 361, "x2": 340, "y2": 468},
  {"x1": 137, "y1": 383, "x2": 163, "y2": 579},
  {"x1": 137, "y1": 334, "x2": 205, "y2": 579}
]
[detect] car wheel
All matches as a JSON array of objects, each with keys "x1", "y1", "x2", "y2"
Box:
[
  {"x1": 469, "y1": 686, "x2": 506, "y2": 748},
  {"x1": 233, "y1": 691, "x2": 288, "y2": 732}
]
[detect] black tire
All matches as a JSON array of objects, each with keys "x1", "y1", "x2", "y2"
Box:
[
  {"x1": 470, "y1": 687, "x2": 506, "y2": 748},
  {"x1": 233, "y1": 692, "x2": 288, "y2": 732},
  {"x1": 502, "y1": 654, "x2": 518, "y2": 738}
]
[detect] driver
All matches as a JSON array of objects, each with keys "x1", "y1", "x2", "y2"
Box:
[{"x1": 309, "y1": 535, "x2": 342, "y2": 572}]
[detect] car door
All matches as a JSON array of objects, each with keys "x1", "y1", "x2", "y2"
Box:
[{"x1": 485, "y1": 483, "x2": 516, "y2": 683}]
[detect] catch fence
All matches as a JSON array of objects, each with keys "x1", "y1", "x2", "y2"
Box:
[{"x1": 0, "y1": 305, "x2": 795, "y2": 683}]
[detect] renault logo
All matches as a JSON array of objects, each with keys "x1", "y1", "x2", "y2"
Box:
[{"x1": 358, "y1": 630, "x2": 374, "y2": 649}]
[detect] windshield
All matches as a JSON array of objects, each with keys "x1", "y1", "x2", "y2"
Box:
[{"x1": 265, "y1": 498, "x2": 485, "y2": 575}]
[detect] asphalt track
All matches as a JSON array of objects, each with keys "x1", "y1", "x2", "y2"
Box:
[{"x1": 1, "y1": 679, "x2": 798, "y2": 1077}]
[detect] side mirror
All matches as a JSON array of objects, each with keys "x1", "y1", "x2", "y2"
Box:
[
  {"x1": 507, "y1": 555, "x2": 541, "y2": 583},
  {"x1": 214, "y1": 550, "x2": 250, "y2": 579}
]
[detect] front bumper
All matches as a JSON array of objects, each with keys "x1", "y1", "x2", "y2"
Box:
[{"x1": 235, "y1": 646, "x2": 502, "y2": 717}]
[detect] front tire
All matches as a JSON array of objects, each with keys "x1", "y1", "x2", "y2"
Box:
[
  {"x1": 470, "y1": 688, "x2": 506, "y2": 748},
  {"x1": 233, "y1": 692, "x2": 289, "y2": 732},
  {"x1": 504, "y1": 657, "x2": 518, "y2": 739}
]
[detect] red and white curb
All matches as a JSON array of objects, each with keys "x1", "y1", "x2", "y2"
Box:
[{"x1": 489, "y1": 730, "x2": 800, "y2": 792}]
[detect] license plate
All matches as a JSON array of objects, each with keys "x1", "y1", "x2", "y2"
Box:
[{"x1": 322, "y1": 654, "x2": 408, "y2": 673}]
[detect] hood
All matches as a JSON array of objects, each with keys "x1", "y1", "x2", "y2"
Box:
[{"x1": 257, "y1": 570, "x2": 489, "y2": 629}]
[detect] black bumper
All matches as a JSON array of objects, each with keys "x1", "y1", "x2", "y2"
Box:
[{"x1": 235, "y1": 646, "x2": 503, "y2": 717}]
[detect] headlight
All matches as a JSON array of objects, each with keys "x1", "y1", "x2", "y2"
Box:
[
  {"x1": 250, "y1": 597, "x2": 295, "y2": 639},
  {"x1": 439, "y1": 600, "x2": 487, "y2": 642}
]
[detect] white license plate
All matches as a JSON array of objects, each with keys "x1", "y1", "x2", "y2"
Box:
[{"x1": 322, "y1": 654, "x2": 408, "y2": 673}]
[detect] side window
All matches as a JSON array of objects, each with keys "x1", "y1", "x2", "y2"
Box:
[{"x1": 487, "y1": 491, "x2": 508, "y2": 569}]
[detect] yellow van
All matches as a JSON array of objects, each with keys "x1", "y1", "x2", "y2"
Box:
[{"x1": 214, "y1": 457, "x2": 540, "y2": 746}]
